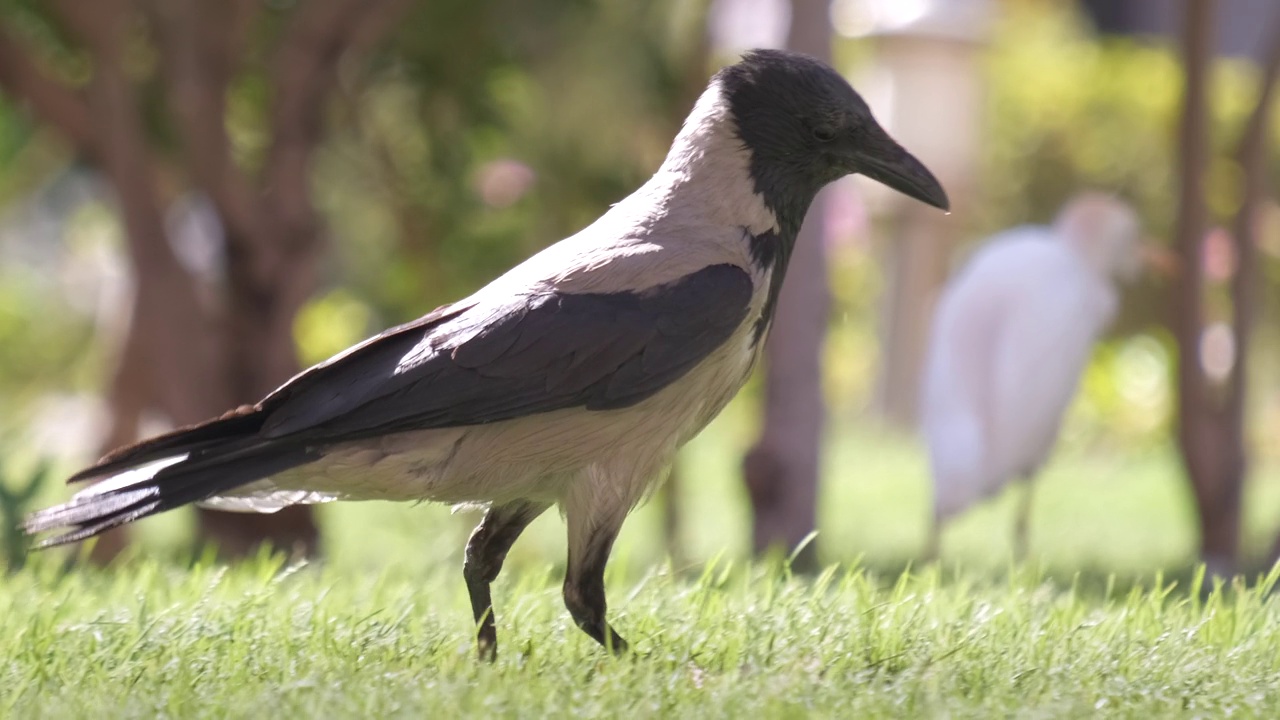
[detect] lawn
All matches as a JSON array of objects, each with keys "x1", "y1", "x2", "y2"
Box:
[{"x1": 3, "y1": 402, "x2": 1280, "y2": 718}]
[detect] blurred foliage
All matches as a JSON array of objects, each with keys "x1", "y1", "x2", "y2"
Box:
[
  {"x1": 978, "y1": 0, "x2": 1275, "y2": 237},
  {"x1": 315, "y1": 0, "x2": 712, "y2": 323},
  {"x1": 0, "y1": 0, "x2": 711, "y2": 436},
  {"x1": 830, "y1": 0, "x2": 1278, "y2": 450},
  {"x1": 0, "y1": 456, "x2": 48, "y2": 571},
  {"x1": 823, "y1": 234, "x2": 887, "y2": 419},
  {"x1": 970, "y1": 0, "x2": 1280, "y2": 452}
]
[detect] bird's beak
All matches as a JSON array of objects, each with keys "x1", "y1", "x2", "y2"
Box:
[
  {"x1": 852, "y1": 127, "x2": 950, "y2": 211},
  {"x1": 1140, "y1": 239, "x2": 1180, "y2": 278}
]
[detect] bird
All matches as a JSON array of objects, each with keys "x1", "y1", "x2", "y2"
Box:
[
  {"x1": 26, "y1": 49, "x2": 949, "y2": 658},
  {"x1": 920, "y1": 193, "x2": 1168, "y2": 561}
]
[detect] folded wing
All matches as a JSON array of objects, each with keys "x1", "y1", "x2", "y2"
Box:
[
  {"x1": 27, "y1": 263, "x2": 754, "y2": 546},
  {"x1": 258, "y1": 262, "x2": 755, "y2": 440}
]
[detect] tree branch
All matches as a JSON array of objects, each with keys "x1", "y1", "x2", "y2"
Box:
[
  {"x1": 1173, "y1": 0, "x2": 1214, "y2": 436},
  {"x1": 150, "y1": 0, "x2": 262, "y2": 245},
  {"x1": 51, "y1": 0, "x2": 175, "y2": 272},
  {"x1": 50, "y1": 0, "x2": 228, "y2": 421},
  {"x1": 263, "y1": 0, "x2": 411, "y2": 223},
  {"x1": 0, "y1": 24, "x2": 95, "y2": 156},
  {"x1": 250, "y1": 0, "x2": 410, "y2": 290}
]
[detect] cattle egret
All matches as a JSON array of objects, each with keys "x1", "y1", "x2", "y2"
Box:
[{"x1": 920, "y1": 193, "x2": 1167, "y2": 560}]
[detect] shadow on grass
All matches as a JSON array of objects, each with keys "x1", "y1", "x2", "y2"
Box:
[{"x1": 824, "y1": 554, "x2": 1280, "y2": 602}]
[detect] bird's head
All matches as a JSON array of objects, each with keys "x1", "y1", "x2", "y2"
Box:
[
  {"x1": 1054, "y1": 193, "x2": 1171, "y2": 283},
  {"x1": 715, "y1": 49, "x2": 949, "y2": 230}
]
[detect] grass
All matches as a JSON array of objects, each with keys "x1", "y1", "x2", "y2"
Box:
[
  {"x1": 4, "y1": 555, "x2": 1280, "y2": 718},
  {"x1": 4, "y1": 406, "x2": 1280, "y2": 717}
]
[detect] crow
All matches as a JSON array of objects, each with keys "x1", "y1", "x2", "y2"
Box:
[{"x1": 27, "y1": 49, "x2": 948, "y2": 658}]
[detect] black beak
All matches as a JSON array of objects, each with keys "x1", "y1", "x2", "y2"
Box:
[{"x1": 853, "y1": 130, "x2": 950, "y2": 211}]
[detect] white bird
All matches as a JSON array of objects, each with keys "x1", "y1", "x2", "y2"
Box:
[
  {"x1": 920, "y1": 193, "x2": 1164, "y2": 560},
  {"x1": 26, "y1": 49, "x2": 948, "y2": 658}
]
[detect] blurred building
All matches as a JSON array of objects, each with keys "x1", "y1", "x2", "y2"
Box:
[{"x1": 836, "y1": 0, "x2": 992, "y2": 426}]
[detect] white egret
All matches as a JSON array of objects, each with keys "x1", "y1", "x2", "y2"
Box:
[{"x1": 920, "y1": 193, "x2": 1170, "y2": 560}]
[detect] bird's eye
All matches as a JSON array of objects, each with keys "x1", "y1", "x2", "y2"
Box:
[{"x1": 812, "y1": 126, "x2": 837, "y2": 142}]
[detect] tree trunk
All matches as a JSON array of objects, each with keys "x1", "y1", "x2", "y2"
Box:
[
  {"x1": 86, "y1": 320, "x2": 148, "y2": 564},
  {"x1": 875, "y1": 210, "x2": 954, "y2": 427},
  {"x1": 189, "y1": 0, "x2": 410, "y2": 555},
  {"x1": 1168, "y1": 0, "x2": 1277, "y2": 577},
  {"x1": 742, "y1": 0, "x2": 831, "y2": 571},
  {"x1": 658, "y1": 467, "x2": 684, "y2": 566},
  {"x1": 1173, "y1": 0, "x2": 1244, "y2": 579},
  {"x1": 166, "y1": 0, "x2": 409, "y2": 556},
  {"x1": 1239, "y1": 14, "x2": 1280, "y2": 572},
  {"x1": 1, "y1": 0, "x2": 408, "y2": 559},
  {"x1": 51, "y1": 0, "x2": 238, "y2": 562},
  {"x1": 198, "y1": 224, "x2": 324, "y2": 556}
]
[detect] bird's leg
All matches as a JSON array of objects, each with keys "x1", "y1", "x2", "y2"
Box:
[
  {"x1": 1014, "y1": 477, "x2": 1036, "y2": 564},
  {"x1": 924, "y1": 515, "x2": 943, "y2": 563},
  {"x1": 463, "y1": 501, "x2": 549, "y2": 661},
  {"x1": 563, "y1": 504, "x2": 628, "y2": 654}
]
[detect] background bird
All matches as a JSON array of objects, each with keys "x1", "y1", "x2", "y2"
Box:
[
  {"x1": 920, "y1": 193, "x2": 1172, "y2": 561},
  {"x1": 25, "y1": 49, "x2": 948, "y2": 658}
]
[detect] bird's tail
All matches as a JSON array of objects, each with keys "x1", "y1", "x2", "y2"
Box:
[{"x1": 24, "y1": 408, "x2": 315, "y2": 548}]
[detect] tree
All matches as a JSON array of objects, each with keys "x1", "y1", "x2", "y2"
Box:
[
  {"x1": 1172, "y1": 0, "x2": 1280, "y2": 577},
  {"x1": 0, "y1": 0, "x2": 410, "y2": 558},
  {"x1": 1241, "y1": 19, "x2": 1280, "y2": 571},
  {"x1": 741, "y1": 0, "x2": 830, "y2": 570}
]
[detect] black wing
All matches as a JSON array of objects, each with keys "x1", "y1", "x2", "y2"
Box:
[
  {"x1": 258, "y1": 263, "x2": 755, "y2": 440},
  {"x1": 63, "y1": 301, "x2": 470, "y2": 483},
  {"x1": 25, "y1": 264, "x2": 753, "y2": 546}
]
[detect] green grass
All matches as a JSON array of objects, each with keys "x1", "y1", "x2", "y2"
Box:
[
  {"x1": 4, "y1": 407, "x2": 1280, "y2": 717},
  {"x1": 4, "y1": 555, "x2": 1280, "y2": 718}
]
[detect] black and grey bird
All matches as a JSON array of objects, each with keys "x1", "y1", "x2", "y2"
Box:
[{"x1": 26, "y1": 49, "x2": 948, "y2": 657}]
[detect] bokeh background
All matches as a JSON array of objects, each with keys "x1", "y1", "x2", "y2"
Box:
[{"x1": 1, "y1": 0, "x2": 1279, "y2": 583}]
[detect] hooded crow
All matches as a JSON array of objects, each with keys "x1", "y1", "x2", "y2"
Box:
[{"x1": 26, "y1": 49, "x2": 948, "y2": 657}]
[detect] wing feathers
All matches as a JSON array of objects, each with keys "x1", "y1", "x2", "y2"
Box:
[
  {"x1": 261, "y1": 263, "x2": 754, "y2": 438},
  {"x1": 66, "y1": 408, "x2": 266, "y2": 484}
]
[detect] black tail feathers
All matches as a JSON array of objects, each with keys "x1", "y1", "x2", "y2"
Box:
[
  {"x1": 24, "y1": 410, "x2": 315, "y2": 548},
  {"x1": 65, "y1": 405, "x2": 268, "y2": 485}
]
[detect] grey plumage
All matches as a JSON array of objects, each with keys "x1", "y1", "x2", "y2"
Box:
[{"x1": 26, "y1": 49, "x2": 948, "y2": 658}]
